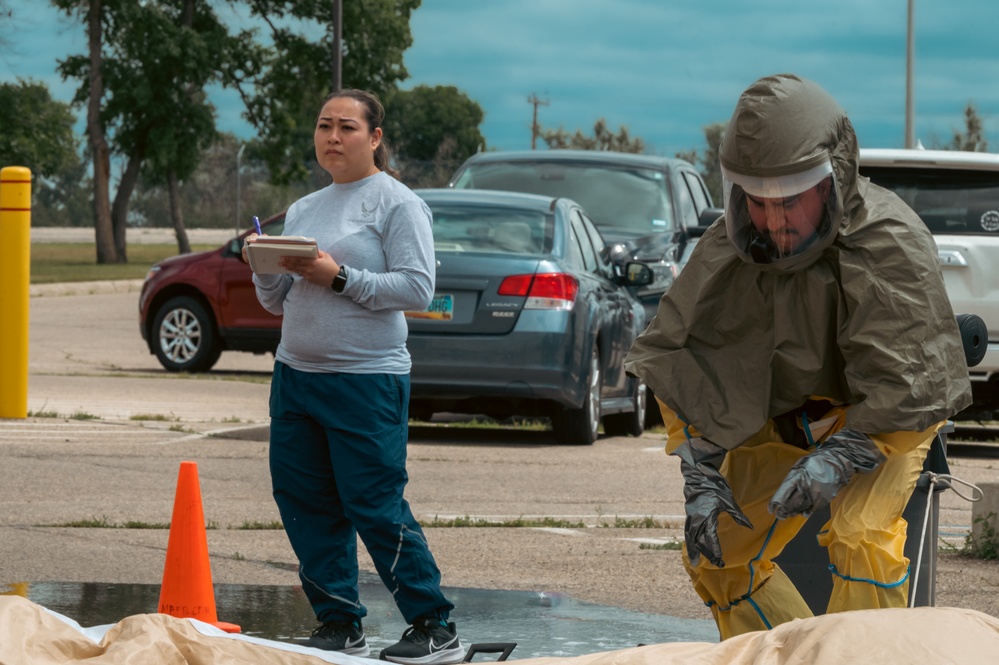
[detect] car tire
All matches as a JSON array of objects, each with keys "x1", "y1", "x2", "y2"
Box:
[
  {"x1": 552, "y1": 347, "x2": 601, "y2": 445},
  {"x1": 603, "y1": 378, "x2": 646, "y2": 438},
  {"x1": 644, "y1": 387, "x2": 664, "y2": 429},
  {"x1": 152, "y1": 296, "x2": 222, "y2": 372},
  {"x1": 408, "y1": 405, "x2": 434, "y2": 423}
]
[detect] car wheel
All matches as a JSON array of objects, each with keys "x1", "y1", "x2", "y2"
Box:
[
  {"x1": 552, "y1": 347, "x2": 601, "y2": 445},
  {"x1": 152, "y1": 296, "x2": 222, "y2": 372},
  {"x1": 408, "y1": 405, "x2": 434, "y2": 423},
  {"x1": 603, "y1": 378, "x2": 646, "y2": 438},
  {"x1": 644, "y1": 387, "x2": 664, "y2": 429}
]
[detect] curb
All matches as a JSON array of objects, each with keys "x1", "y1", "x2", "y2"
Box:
[{"x1": 30, "y1": 280, "x2": 144, "y2": 297}]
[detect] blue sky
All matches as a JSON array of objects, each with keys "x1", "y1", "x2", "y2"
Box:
[{"x1": 2, "y1": 1, "x2": 998, "y2": 158}]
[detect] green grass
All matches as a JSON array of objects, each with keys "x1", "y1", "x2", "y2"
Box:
[
  {"x1": 639, "y1": 542, "x2": 682, "y2": 551},
  {"x1": 31, "y1": 243, "x2": 216, "y2": 284},
  {"x1": 418, "y1": 514, "x2": 678, "y2": 529},
  {"x1": 602, "y1": 516, "x2": 679, "y2": 529},
  {"x1": 54, "y1": 516, "x2": 115, "y2": 528},
  {"x1": 129, "y1": 413, "x2": 179, "y2": 422},
  {"x1": 421, "y1": 515, "x2": 588, "y2": 529},
  {"x1": 963, "y1": 513, "x2": 999, "y2": 560},
  {"x1": 121, "y1": 520, "x2": 171, "y2": 529},
  {"x1": 236, "y1": 520, "x2": 285, "y2": 530},
  {"x1": 168, "y1": 424, "x2": 197, "y2": 433},
  {"x1": 50, "y1": 517, "x2": 205, "y2": 530}
]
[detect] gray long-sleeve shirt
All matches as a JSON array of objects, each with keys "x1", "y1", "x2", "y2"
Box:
[{"x1": 252, "y1": 172, "x2": 435, "y2": 374}]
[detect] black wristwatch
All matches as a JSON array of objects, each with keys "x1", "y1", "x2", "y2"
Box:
[{"x1": 331, "y1": 266, "x2": 348, "y2": 293}]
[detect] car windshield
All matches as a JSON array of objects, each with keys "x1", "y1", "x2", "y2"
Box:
[
  {"x1": 452, "y1": 161, "x2": 674, "y2": 234},
  {"x1": 427, "y1": 204, "x2": 553, "y2": 255},
  {"x1": 863, "y1": 167, "x2": 999, "y2": 235}
]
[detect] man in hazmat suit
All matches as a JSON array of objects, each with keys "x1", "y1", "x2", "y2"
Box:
[{"x1": 624, "y1": 73, "x2": 972, "y2": 639}]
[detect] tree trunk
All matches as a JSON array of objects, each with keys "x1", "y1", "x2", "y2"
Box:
[
  {"x1": 167, "y1": 170, "x2": 191, "y2": 254},
  {"x1": 111, "y1": 153, "x2": 144, "y2": 262},
  {"x1": 181, "y1": 0, "x2": 194, "y2": 25},
  {"x1": 87, "y1": 0, "x2": 117, "y2": 263}
]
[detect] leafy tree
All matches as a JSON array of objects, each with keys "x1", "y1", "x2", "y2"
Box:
[
  {"x1": 0, "y1": 79, "x2": 82, "y2": 179},
  {"x1": 541, "y1": 119, "x2": 645, "y2": 153},
  {"x1": 50, "y1": 0, "x2": 429, "y2": 259},
  {"x1": 121, "y1": 0, "x2": 224, "y2": 254},
  {"x1": 383, "y1": 85, "x2": 485, "y2": 161},
  {"x1": 54, "y1": 0, "x2": 131, "y2": 261},
  {"x1": 674, "y1": 148, "x2": 698, "y2": 166},
  {"x1": 77, "y1": 0, "x2": 115, "y2": 262},
  {"x1": 949, "y1": 103, "x2": 988, "y2": 152},
  {"x1": 700, "y1": 123, "x2": 725, "y2": 204},
  {"x1": 56, "y1": 0, "x2": 262, "y2": 258},
  {"x1": 238, "y1": 0, "x2": 422, "y2": 184},
  {"x1": 0, "y1": 79, "x2": 88, "y2": 226},
  {"x1": 676, "y1": 122, "x2": 726, "y2": 204},
  {"x1": 33, "y1": 160, "x2": 91, "y2": 227}
]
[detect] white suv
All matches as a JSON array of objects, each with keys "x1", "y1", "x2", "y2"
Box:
[{"x1": 859, "y1": 148, "x2": 999, "y2": 419}]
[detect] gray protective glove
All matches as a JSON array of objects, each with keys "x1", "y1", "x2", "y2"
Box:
[
  {"x1": 769, "y1": 428, "x2": 887, "y2": 519},
  {"x1": 672, "y1": 437, "x2": 753, "y2": 568}
]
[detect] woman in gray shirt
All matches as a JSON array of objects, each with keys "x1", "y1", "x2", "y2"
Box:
[{"x1": 244, "y1": 88, "x2": 462, "y2": 665}]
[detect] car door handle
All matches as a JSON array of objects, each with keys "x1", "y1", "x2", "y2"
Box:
[{"x1": 938, "y1": 250, "x2": 968, "y2": 267}]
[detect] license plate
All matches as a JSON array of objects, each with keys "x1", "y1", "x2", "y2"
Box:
[{"x1": 405, "y1": 293, "x2": 453, "y2": 320}]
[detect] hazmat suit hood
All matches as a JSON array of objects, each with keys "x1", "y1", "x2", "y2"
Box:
[
  {"x1": 625, "y1": 74, "x2": 971, "y2": 450},
  {"x1": 720, "y1": 74, "x2": 862, "y2": 272}
]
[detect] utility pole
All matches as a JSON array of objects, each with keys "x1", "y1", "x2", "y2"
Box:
[
  {"x1": 904, "y1": 0, "x2": 915, "y2": 148},
  {"x1": 235, "y1": 143, "x2": 245, "y2": 236},
  {"x1": 332, "y1": 0, "x2": 343, "y2": 92},
  {"x1": 528, "y1": 94, "x2": 549, "y2": 150}
]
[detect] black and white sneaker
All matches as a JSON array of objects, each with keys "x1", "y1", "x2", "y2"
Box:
[
  {"x1": 304, "y1": 619, "x2": 370, "y2": 657},
  {"x1": 379, "y1": 615, "x2": 463, "y2": 665}
]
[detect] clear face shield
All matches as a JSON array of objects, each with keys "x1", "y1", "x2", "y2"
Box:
[{"x1": 722, "y1": 161, "x2": 839, "y2": 264}]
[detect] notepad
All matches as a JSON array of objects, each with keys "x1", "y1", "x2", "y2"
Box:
[{"x1": 246, "y1": 236, "x2": 319, "y2": 274}]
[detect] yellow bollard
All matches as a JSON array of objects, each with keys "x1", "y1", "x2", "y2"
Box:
[{"x1": 0, "y1": 166, "x2": 31, "y2": 419}]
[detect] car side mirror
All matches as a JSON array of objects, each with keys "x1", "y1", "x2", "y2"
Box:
[
  {"x1": 623, "y1": 261, "x2": 654, "y2": 287},
  {"x1": 956, "y1": 313, "x2": 987, "y2": 367}
]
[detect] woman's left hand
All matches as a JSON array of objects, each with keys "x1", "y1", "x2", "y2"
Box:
[{"x1": 280, "y1": 250, "x2": 340, "y2": 286}]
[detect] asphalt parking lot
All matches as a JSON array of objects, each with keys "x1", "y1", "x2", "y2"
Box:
[{"x1": 2, "y1": 276, "x2": 997, "y2": 626}]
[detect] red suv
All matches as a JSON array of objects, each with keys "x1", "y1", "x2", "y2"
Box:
[{"x1": 139, "y1": 213, "x2": 285, "y2": 372}]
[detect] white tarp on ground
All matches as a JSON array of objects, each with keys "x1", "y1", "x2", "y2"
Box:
[{"x1": 2, "y1": 596, "x2": 998, "y2": 664}]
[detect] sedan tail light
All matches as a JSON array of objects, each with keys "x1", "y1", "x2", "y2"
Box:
[{"x1": 498, "y1": 273, "x2": 578, "y2": 311}]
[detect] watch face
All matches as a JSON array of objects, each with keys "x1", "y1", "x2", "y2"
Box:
[{"x1": 332, "y1": 267, "x2": 347, "y2": 292}]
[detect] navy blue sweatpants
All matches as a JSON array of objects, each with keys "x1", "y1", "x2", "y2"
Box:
[{"x1": 268, "y1": 361, "x2": 453, "y2": 624}]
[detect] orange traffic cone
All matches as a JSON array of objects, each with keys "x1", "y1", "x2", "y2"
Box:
[{"x1": 157, "y1": 460, "x2": 240, "y2": 633}]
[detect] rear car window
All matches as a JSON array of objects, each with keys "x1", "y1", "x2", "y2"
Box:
[
  {"x1": 428, "y1": 204, "x2": 553, "y2": 254},
  {"x1": 862, "y1": 167, "x2": 999, "y2": 236},
  {"x1": 452, "y1": 161, "x2": 675, "y2": 234}
]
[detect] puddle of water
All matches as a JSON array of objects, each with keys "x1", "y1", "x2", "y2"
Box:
[{"x1": 12, "y1": 573, "x2": 717, "y2": 659}]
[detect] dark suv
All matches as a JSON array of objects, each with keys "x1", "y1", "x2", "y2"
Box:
[{"x1": 448, "y1": 150, "x2": 721, "y2": 324}]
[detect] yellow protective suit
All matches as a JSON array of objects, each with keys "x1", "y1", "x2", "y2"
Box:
[{"x1": 660, "y1": 399, "x2": 938, "y2": 640}]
